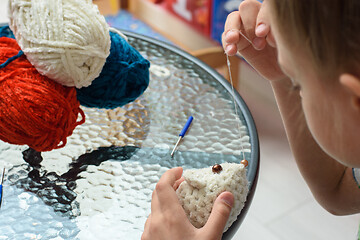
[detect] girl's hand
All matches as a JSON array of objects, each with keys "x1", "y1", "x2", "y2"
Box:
[
  {"x1": 141, "y1": 167, "x2": 234, "y2": 240},
  {"x1": 222, "y1": 0, "x2": 286, "y2": 82}
]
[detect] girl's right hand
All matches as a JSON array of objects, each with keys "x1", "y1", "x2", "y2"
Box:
[{"x1": 221, "y1": 0, "x2": 286, "y2": 82}]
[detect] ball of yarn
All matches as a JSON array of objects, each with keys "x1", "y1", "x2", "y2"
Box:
[
  {"x1": 0, "y1": 25, "x2": 151, "y2": 109},
  {"x1": 0, "y1": 26, "x2": 15, "y2": 39},
  {"x1": 8, "y1": 0, "x2": 110, "y2": 88},
  {"x1": 76, "y1": 30, "x2": 150, "y2": 109},
  {"x1": 0, "y1": 37, "x2": 85, "y2": 152}
]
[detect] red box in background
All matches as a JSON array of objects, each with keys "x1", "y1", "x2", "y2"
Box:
[{"x1": 164, "y1": 0, "x2": 212, "y2": 36}]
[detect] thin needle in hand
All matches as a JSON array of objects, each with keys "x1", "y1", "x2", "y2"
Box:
[{"x1": 238, "y1": 30, "x2": 253, "y2": 46}]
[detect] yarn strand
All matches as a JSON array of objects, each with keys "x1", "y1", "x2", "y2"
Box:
[{"x1": 0, "y1": 50, "x2": 23, "y2": 69}]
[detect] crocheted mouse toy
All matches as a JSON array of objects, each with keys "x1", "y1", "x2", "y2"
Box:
[{"x1": 176, "y1": 162, "x2": 249, "y2": 232}]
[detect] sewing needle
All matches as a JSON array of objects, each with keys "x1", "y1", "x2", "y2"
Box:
[
  {"x1": 0, "y1": 167, "x2": 5, "y2": 208},
  {"x1": 238, "y1": 30, "x2": 253, "y2": 46},
  {"x1": 225, "y1": 30, "x2": 253, "y2": 56},
  {"x1": 171, "y1": 116, "x2": 193, "y2": 157}
]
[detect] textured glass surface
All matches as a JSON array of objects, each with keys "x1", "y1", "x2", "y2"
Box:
[{"x1": 0, "y1": 34, "x2": 255, "y2": 239}]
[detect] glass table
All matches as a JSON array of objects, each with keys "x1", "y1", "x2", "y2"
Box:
[{"x1": 0, "y1": 28, "x2": 259, "y2": 239}]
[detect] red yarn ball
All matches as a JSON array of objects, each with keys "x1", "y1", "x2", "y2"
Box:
[{"x1": 0, "y1": 37, "x2": 85, "y2": 152}]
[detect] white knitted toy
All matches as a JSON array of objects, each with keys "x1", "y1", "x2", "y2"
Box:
[
  {"x1": 8, "y1": 0, "x2": 110, "y2": 88},
  {"x1": 176, "y1": 162, "x2": 249, "y2": 232}
]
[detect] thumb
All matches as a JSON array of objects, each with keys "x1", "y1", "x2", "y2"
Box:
[
  {"x1": 201, "y1": 192, "x2": 234, "y2": 238},
  {"x1": 255, "y1": 0, "x2": 276, "y2": 48},
  {"x1": 255, "y1": 1, "x2": 270, "y2": 37}
]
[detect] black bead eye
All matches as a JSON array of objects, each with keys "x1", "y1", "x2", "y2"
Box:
[{"x1": 212, "y1": 164, "x2": 222, "y2": 173}]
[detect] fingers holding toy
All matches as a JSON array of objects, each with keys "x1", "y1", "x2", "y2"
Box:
[
  {"x1": 173, "y1": 176, "x2": 185, "y2": 190},
  {"x1": 149, "y1": 168, "x2": 182, "y2": 216},
  {"x1": 200, "y1": 192, "x2": 234, "y2": 240},
  {"x1": 142, "y1": 167, "x2": 196, "y2": 240},
  {"x1": 154, "y1": 167, "x2": 183, "y2": 209},
  {"x1": 143, "y1": 163, "x2": 248, "y2": 240}
]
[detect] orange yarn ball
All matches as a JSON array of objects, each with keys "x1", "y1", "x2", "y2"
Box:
[{"x1": 0, "y1": 37, "x2": 85, "y2": 152}]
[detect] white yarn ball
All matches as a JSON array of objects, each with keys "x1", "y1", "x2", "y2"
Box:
[{"x1": 8, "y1": 0, "x2": 110, "y2": 88}]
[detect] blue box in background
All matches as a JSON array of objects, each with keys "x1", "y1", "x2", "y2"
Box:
[
  {"x1": 211, "y1": 0, "x2": 262, "y2": 44},
  {"x1": 211, "y1": 0, "x2": 244, "y2": 44}
]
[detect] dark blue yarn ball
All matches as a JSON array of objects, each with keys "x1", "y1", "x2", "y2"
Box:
[
  {"x1": 0, "y1": 26, "x2": 150, "y2": 109},
  {"x1": 76, "y1": 31, "x2": 150, "y2": 109},
  {"x1": 0, "y1": 26, "x2": 15, "y2": 39}
]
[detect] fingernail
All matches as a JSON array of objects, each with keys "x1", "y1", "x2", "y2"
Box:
[
  {"x1": 225, "y1": 29, "x2": 236, "y2": 40},
  {"x1": 220, "y1": 193, "x2": 234, "y2": 208},
  {"x1": 225, "y1": 45, "x2": 233, "y2": 55},
  {"x1": 252, "y1": 37, "x2": 263, "y2": 50},
  {"x1": 255, "y1": 23, "x2": 266, "y2": 35}
]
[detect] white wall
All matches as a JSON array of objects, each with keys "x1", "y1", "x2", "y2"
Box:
[{"x1": 0, "y1": 0, "x2": 9, "y2": 24}]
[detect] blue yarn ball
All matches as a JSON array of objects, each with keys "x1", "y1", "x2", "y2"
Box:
[
  {"x1": 0, "y1": 26, "x2": 151, "y2": 109},
  {"x1": 76, "y1": 31, "x2": 150, "y2": 109},
  {"x1": 0, "y1": 26, "x2": 15, "y2": 39}
]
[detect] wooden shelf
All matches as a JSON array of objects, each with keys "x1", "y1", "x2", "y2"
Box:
[
  {"x1": 94, "y1": 0, "x2": 121, "y2": 16},
  {"x1": 125, "y1": 0, "x2": 246, "y2": 94},
  {"x1": 127, "y1": 0, "x2": 219, "y2": 53}
]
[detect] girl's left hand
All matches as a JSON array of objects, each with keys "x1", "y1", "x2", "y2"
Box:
[{"x1": 141, "y1": 167, "x2": 234, "y2": 240}]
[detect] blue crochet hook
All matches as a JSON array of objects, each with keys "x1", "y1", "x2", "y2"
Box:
[
  {"x1": 0, "y1": 167, "x2": 4, "y2": 208},
  {"x1": 171, "y1": 116, "x2": 193, "y2": 157}
]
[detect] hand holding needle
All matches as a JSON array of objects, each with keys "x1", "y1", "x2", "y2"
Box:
[
  {"x1": 238, "y1": 30, "x2": 253, "y2": 45},
  {"x1": 225, "y1": 30, "x2": 255, "y2": 56}
]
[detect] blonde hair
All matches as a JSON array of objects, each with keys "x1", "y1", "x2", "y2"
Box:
[{"x1": 270, "y1": 0, "x2": 360, "y2": 78}]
